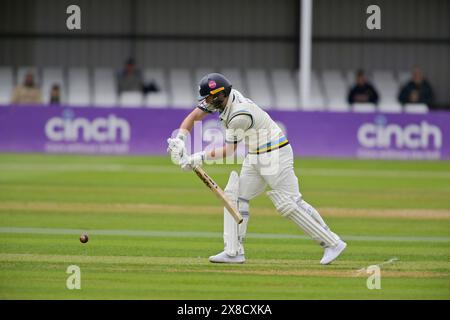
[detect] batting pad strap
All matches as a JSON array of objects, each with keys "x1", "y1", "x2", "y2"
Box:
[{"x1": 237, "y1": 197, "x2": 249, "y2": 217}]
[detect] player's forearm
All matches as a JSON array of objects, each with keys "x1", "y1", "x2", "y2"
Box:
[
  {"x1": 177, "y1": 108, "x2": 208, "y2": 140},
  {"x1": 205, "y1": 144, "x2": 237, "y2": 160},
  {"x1": 179, "y1": 116, "x2": 195, "y2": 135}
]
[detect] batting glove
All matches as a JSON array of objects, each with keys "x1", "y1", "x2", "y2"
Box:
[
  {"x1": 180, "y1": 151, "x2": 206, "y2": 171},
  {"x1": 167, "y1": 137, "x2": 186, "y2": 164}
]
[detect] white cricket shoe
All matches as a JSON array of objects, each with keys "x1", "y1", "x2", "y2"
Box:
[
  {"x1": 320, "y1": 240, "x2": 347, "y2": 265},
  {"x1": 209, "y1": 251, "x2": 245, "y2": 264}
]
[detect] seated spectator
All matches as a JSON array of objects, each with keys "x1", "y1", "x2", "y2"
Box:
[
  {"x1": 398, "y1": 67, "x2": 433, "y2": 106},
  {"x1": 348, "y1": 70, "x2": 379, "y2": 104},
  {"x1": 49, "y1": 84, "x2": 61, "y2": 105},
  {"x1": 117, "y1": 58, "x2": 144, "y2": 94},
  {"x1": 11, "y1": 71, "x2": 43, "y2": 104},
  {"x1": 117, "y1": 58, "x2": 160, "y2": 95}
]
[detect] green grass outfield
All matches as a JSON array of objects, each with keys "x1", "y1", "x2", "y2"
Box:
[{"x1": 0, "y1": 153, "x2": 449, "y2": 299}]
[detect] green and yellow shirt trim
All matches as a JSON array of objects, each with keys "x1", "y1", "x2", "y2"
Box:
[{"x1": 248, "y1": 136, "x2": 289, "y2": 155}]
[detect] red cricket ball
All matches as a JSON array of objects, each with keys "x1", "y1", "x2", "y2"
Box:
[{"x1": 80, "y1": 234, "x2": 89, "y2": 243}]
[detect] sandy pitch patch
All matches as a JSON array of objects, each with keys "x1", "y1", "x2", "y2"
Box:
[{"x1": 0, "y1": 201, "x2": 449, "y2": 220}]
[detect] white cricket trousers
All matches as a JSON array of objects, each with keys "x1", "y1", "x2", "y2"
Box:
[{"x1": 238, "y1": 145, "x2": 302, "y2": 201}]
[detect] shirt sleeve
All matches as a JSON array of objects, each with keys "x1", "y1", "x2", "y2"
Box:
[{"x1": 225, "y1": 114, "x2": 253, "y2": 143}]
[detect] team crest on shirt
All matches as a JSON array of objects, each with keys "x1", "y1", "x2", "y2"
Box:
[{"x1": 208, "y1": 80, "x2": 217, "y2": 89}]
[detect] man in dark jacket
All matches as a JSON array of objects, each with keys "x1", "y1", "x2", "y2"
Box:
[
  {"x1": 117, "y1": 58, "x2": 143, "y2": 94},
  {"x1": 348, "y1": 70, "x2": 379, "y2": 104},
  {"x1": 398, "y1": 67, "x2": 434, "y2": 107}
]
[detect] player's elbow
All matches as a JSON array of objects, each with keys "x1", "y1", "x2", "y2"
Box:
[{"x1": 191, "y1": 108, "x2": 208, "y2": 121}]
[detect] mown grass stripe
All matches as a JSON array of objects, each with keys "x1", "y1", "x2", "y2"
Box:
[
  {"x1": 1, "y1": 227, "x2": 449, "y2": 243},
  {"x1": 1, "y1": 163, "x2": 450, "y2": 179}
]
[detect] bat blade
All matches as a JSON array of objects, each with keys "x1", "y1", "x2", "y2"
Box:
[{"x1": 193, "y1": 166, "x2": 243, "y2": 224}]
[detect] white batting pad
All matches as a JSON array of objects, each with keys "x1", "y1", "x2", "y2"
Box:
[
  {"x1": 223, "y1": 171, "x2": 241, "y2": 256},
  {"x1": 224, "y1": 171, "x2": 239, "y2": 202},
  {"x1": 297, "y1": 199, "x2": 328, "y2": 229},
  {"x1": 267, "y1": 190, "x2": 338, "y2": 248}
]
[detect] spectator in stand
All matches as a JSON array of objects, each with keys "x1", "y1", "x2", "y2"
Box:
[
  {"x1": 117, "y1": 57, "x2": 160, "y2": 95},
  {"x1": 117, "y1": 58, "x2": 144, "y2": 94},
  {"x1": 11, "y1": 71, "x2": 43, "y2": 104},
  {"x1": 398, "y1": 67, "x2": 434, "y2": 107},
  {"x1": 347, "y1": 69, "x2": 379, "y2": 104},
  {"x1": 49, "y1": 84, "x2": 61, "y2": 105}
]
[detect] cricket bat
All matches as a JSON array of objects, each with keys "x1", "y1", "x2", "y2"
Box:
[{"x1": 193, "y1": 166, "x2": 243, "y2": 224}]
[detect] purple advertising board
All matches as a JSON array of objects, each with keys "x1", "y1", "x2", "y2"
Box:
[{"x1": 0, "y1": 105, "x2": 449, "y2": 160}]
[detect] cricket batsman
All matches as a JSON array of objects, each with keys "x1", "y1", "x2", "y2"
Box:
[{"x1": 167, "y1": 73, "x2": 347, "y2": 265}]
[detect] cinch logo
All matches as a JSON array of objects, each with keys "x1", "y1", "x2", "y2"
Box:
[
  {"x1": 357, "y1": 120, "x2": 442, "y2": 149},
  {"x1": 45, "y1": 114, "x2": 131, "y2": 142}
]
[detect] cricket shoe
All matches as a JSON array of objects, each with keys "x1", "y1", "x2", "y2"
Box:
[
  {"x1": 320, "y1": 239, "x2": 347, "y2": 265},
  {"x1": 209, "y1": 251, "x2": 245, "y2": 264}
]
